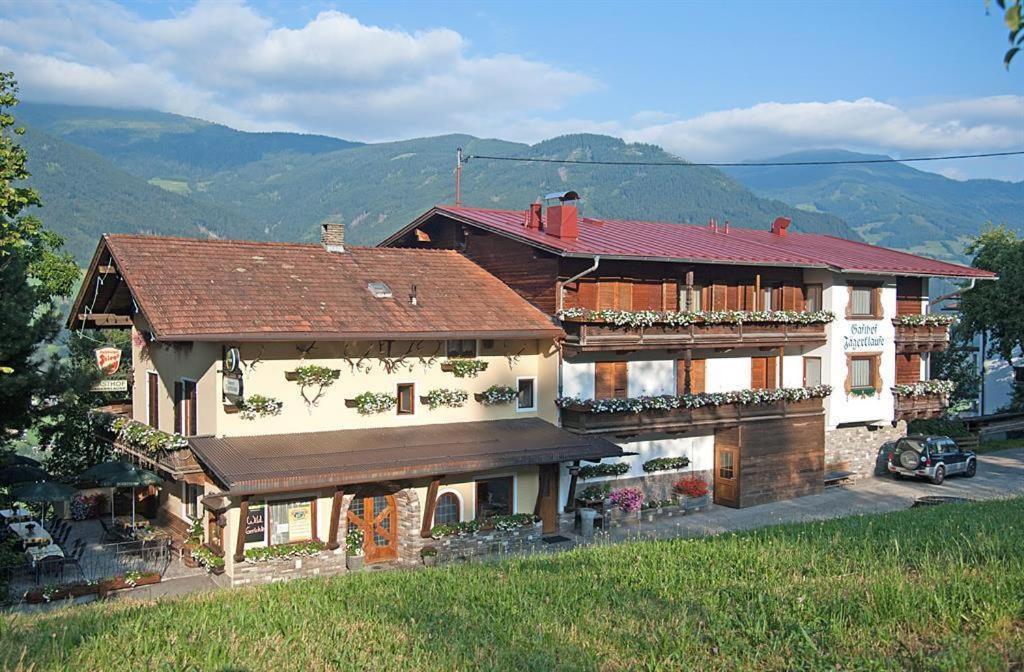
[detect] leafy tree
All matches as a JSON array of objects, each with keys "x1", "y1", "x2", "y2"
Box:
[
  {"x1": 930, "y1": 322, "x2": 982, "y2": 414},
  {"x1": 960, "y1": 226, "x2": 1024, "y2": 362},
  {"x1": 992, "y1": 0, "x2": 1023, "y2": 68},
  {"x1": 0, "y1": 72, "x2": 79, "y2": 455}
]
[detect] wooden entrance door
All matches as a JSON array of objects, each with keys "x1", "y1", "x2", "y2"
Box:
[
  {"x1": 537, "y1": 463, "x2": 559, "y2": 535},
  {"x1": 714, "y1": 428, "x2": 741, "y2": 507},
  {"x1": 346, "y1": 495, "x2": 398, "y2": 563}
]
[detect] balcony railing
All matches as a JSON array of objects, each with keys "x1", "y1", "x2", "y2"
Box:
[
  {"x1": 893, "y1": 391, "x2": 948, "y2": 421},
  {"x1": 559, "y1": 396, "x2": 824, "y2": 435},
  {"x1": 892, "y1": 320, "x2": 950, "y2": 353},
  {"x1": 561, "y1": 316, "x2": 828, "y2": 353}
]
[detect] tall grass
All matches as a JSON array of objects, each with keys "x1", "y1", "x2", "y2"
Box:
[{"x1": 2, "y1": 498, "x2": 1022, "y2": 671}]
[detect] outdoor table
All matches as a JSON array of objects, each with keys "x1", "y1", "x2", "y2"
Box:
[
  {"x1": 8, "y1": 521, "x2": 53, "y2": 547},
  {"x1": 0, "y1": 508, "x2": 32, "y2": 523},
  {"x1": 25, "y1": 543, "x2": 64, "y2": 567},
  {"x1": 115, "y1": 515, "x2": 150, "y2": 531}
]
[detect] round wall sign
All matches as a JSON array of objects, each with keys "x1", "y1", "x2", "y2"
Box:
[{"x1": 224, "y1": 347, "x2": 242, "y2": 373}]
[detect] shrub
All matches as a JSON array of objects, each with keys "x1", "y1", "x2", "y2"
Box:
[
  {"x1": 609, "y1": 487, "x2": 644, "y2": 513},
  {"x1": 579, "y1": 483, "x2": 611, "y2": 501},
  {"x1": 244, "y1": 541, "x2": 326, "y2": 563},
  {"x1": 345, "y1": 528, "x2": 364, "y2": 557},
  {"x1": 642, "y1": 456, "x2": 690, "y2": 473},
  {"x1": 674, "y1": 477, "x2": 709, "y2": 499},
  {"x1": 908, "y1": 417, "x2": 972, "y2": 437},
  {"x1": 430, "y1": 520, "x2": 482, "y2": 538},
  {"x1": 578, "y1": 462, "x2": 630, "y2": 479}
]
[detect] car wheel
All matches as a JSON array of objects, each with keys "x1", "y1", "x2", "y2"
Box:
[
  {"x1": 930, "y1": 465, "x2": 945, "y2": 485},
  {"x1": 966, "y1": 460, "x2": 976, "y2": 478}
]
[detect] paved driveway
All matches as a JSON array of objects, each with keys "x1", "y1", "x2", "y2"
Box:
[{"x1": 598, "y1": 447, "x2": 1024, "y2": 542}]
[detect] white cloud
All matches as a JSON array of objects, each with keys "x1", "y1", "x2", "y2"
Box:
[{"x1": 1, "y1": 1, "x2": 1020, "y2": 180}]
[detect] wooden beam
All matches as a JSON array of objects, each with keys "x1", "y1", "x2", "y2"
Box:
[
  {"x1": 754, "y1": 273, "x2": 762, "y2": 311},
  {"x1": 97, "y1": 264, "x2": 117, "y2": 275},
  {"x1": 420, "y1": 477, "x2": 441, "y2": 538},
  {"x1": 326, "y1": 487, "x2": 345, "y2": 550},
  {"x1": 78, "y1": 313, "x2": 132, "y2": 327},
  {"x1": 778, "y1": 346, "x2": 785, "y2": 389},
  {"x1": 685, "y1": 271, "x2": 694, "y2": 310},
  {"x1": 233, "y1": 495, "x2": 250, "y2": 563},
  {"x1": 683, "y1": 349, "x2": 693, "y2": 394},
  {"x1": 564, "y1": 461, "x2": 580, "y2": 513}
]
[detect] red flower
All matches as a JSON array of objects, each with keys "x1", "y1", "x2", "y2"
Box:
[{"x1": 674, "y1": 477, "x2": 709, "y2": 499}]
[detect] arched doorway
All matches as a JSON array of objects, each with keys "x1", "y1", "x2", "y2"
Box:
[{"x1": 346, "y1": 494, "x2": 398, "y2": 563}]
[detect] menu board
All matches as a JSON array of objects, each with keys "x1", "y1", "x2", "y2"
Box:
[
  {"x1": 244, "y1": 504, "x2": 266, "y2": 544},
  {"x1": 287, "y1": 501, "x2": 313, "y2": 541}
]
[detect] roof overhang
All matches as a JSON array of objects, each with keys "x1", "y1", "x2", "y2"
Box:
[
  {"x1": 159, "y1": 327, "x2": 563, "y2": 343},
  {"x1": 188, "y1": 418, "x2": 626, "y2": 496}
]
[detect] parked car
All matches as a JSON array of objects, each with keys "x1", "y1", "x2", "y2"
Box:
[{"x1": 887, "y1": 435, "x2": 977, "y2": 485}]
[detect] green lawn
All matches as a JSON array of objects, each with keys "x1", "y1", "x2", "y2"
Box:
[{"x1": 2, "y1": 499, "x2": 1023, "y2": 671}]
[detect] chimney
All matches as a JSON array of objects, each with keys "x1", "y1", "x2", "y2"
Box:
[
  {"x1": 525, "y1": 202, "x2": 543, "y2": 230},
  {"x1": 321, "y1": 223, "x2": 345, "y2": 252},
  {"x1": 770, "y1": 216, "x2": 792, "y2": 237},
  {"x1": 546, "y1": 203, "x2": 579, "y2": 240}
]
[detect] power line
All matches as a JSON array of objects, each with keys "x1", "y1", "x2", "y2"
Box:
[{"x1": 464, "y1": 150, "x2": 1024, "y2": 168}]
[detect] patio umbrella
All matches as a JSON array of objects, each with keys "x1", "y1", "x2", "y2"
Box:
[
  {"x1": 0, "y1": 454, "x2": 42, "y2": 468},
  {"x1": 0, "y1": 464, "x2": 49, "y2": 486},
  {"x1": 10, "y1": 480, "x2": 78, "y2": 524},
  {"x1": 78, "y1": 461, "x2": 161, "y2": 528}
]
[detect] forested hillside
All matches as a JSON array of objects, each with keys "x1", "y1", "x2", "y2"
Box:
[{"x1": 725, "y1": 149, "x2": 1022, "y2": 262}]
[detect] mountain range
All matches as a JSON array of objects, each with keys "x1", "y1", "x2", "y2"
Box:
[{"x1": 13, "y1": 103, "x2": 1021, "y2": 265}]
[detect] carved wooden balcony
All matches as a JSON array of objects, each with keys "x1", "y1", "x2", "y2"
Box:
[
  {"x1": 893, "y1": 392, "x2": 948, "y2": 422},
  {"x1": 559, "y1": 397, "x2": 824, "y2": 435},
  {"x1": 561, "y1": 318, "x2": 827, "y2": 354},
  {"x1": 892, "y1": 320, "x2": 950, "y2": 353}
]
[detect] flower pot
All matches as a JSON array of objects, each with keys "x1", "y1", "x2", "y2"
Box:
[
  {"x1": 346, "y1": 555, "x2": 364, "y2": 571},
  {"x1": 422, "y1": 555, "x2": 437, "y2": 567},
  {"x1": 683, "y1": 494, "x2": 710, "y2": 512},
  {"x1": 643, "y1": 510, "x2": 657, "y2": 523}
]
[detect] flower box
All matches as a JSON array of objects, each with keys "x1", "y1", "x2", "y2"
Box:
[
  {"x1": 97, "y1": 572, "x2": 161, "y2": 596},
  {"x1": 682, "y1": 494, "x2": 710, "y2": 511}
]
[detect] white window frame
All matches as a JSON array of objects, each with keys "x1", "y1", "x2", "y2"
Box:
[
  {"x1": 515, "y1": 376, "x2": 537, "y2": 413},
  {"x1": 432, "y1": 488, "x2": 464, "y2": 526}
]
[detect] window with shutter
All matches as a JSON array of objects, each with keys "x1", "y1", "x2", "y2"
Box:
[
  {"x1": 848, "y1": 285, "x2": 881, "y2": 318},
  {"x1": 632, "y1": 281, "x2": 663, "y2": 310},
  {"x1": 751, "y1": 356, "x2": 778, "y2": 389},
  {"x1": 147, "y1": 372, "x2": 159, "y2": 429},
  {"x1": 804, "y1": 285, "x2": 823, "y2": 312},
  {"x1": 691, "y1": 358, "x2": 706, "y2": 394},
  {"x1": 595, "y1": 361, "x2": 628, "y2": 399}
]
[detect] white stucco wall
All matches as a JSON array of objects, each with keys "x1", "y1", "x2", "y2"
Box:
[
  {"x1": 705, "y1": 356, "x2": 752, "y2": 393},
  {"x1": 627, "y1": 360, "x2": 675, "y2": 396}
]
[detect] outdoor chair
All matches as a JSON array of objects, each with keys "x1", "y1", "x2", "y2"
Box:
[{"x1": 35, "y1": 555, "x2": 64, "y2": 585}]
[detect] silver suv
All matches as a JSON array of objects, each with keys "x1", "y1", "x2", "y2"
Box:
[{"x1": 887, "y1": 435, "x2": 977, "y2": 485}]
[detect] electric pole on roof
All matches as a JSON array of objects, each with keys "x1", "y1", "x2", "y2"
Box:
[{"x1": 455, "y1": 147, "x2": 463, "y2": 207}]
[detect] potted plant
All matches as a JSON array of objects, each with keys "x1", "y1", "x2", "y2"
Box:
[
  {"x1": 345, "y1": 528, "x2": 365, "y2": 570},
  {"x1": 608, "y1": 487, "x2": 644, "y2": 525},
  {"x1": 674, "y1": 477, "x2": 711, "y2": 512},
  {"x1": 420, "y1": 546, "x2": 438, "y2": 567}
]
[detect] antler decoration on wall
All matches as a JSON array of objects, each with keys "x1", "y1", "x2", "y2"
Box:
[
  {"x1": 341, "y1": 343, "x2": 374, "y2": 374},
  {"x1": 505, "y1": 343, "x2": 527, "y2": 369},
  {"x1": 417, "y1": 342, "x2": 443, "y2": 371}
]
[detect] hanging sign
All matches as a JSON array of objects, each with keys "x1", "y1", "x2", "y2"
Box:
[
  {"x1": 94, "y1": 347, "x2": 122, "y2": 375},
  {"x1": 224, "y1": 347, "x2": 242, "y2": 374},
  {"x1": 222, "y1": 376, "x2": 243, "y2": 398},
  {"x1": 90, "y1": 378, "x2": 128, "y2": 392}
]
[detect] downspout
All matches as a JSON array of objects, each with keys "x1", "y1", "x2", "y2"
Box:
[{"x1": 932, "y1": 277, "x2": 977, "y2": 306}]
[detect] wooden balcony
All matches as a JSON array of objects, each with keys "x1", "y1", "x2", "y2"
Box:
[
  {"x1": 893, "y1": 392, "x2": 948, "y2": 422},
  {"x1": 892, "y1": 321, "x2": 950, "y2": 353},
  {"x1": 561, "y1": 319, "x2": 827, "y2": 354},
  {"x1": 560, "y1": 397, "x2": 824, "y2": 435}
]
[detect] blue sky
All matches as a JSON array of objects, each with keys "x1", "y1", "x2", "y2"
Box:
[{"x1": 2, "y1": 0, "x2": 1022, "y2": 179}]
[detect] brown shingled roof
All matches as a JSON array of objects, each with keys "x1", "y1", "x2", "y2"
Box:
[
  {"x1": 76, "y1": 234, "x2": 561, "y2": 341},
  {"x1": 189, "y1": 418, "x2": 627, "y2": 494}
]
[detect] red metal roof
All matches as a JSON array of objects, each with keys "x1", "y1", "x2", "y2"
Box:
[
  {"x1": 401, "y1": 206, "x2": 994, "y2": 279},
  {"x1": 71, "y1": 235, "x2": 563, "y2": 340}
]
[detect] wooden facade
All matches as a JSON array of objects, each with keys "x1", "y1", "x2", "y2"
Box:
[{"x1": 728, "y1": 415, "x2": 825, "y2": 508}]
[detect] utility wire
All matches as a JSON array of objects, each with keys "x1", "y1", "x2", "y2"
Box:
[{"x1": 464, "y1": 150, "x2": 1024, "y2": 168}]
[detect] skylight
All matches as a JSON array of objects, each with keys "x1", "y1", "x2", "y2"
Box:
[{"x1": 367, "y1": 281, "x2": 393, "y2": 298}]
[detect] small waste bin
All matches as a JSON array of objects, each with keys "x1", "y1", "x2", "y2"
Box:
[{"x1": 579, "y1": 508, "x2": 598, "y2": 538}]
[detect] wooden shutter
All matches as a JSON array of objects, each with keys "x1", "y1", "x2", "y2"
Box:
[
  {"x1": 173, "y1": 381, "x2": 183, "y2": 435},
  {"x1": 711, "y1": 284, "x2": 727, "y2": 310},
  {"x1": 782, "y1": 286, "x2": 802, "y2": 311},
  {"x1": 766, "y1": 355, "x2": 778, "y2": 389},
  {"x1": 691, "y1": 358, "x2": 706, "y2": 394},
  {"x1": 185, "y1": 381, "x2": 198, "y2": 436},
  {"x1": 751, "y1": 357, "x2": 767, "y2": 389},
  {"x1": 872, "y1": 287, "x2": 883, "y2": 318},
  {"x1": 896, "y1": 277, "x2": 926, "y2": 316},
  {"x1": 742, "y1": 284, "x2": 756, "y2": 311},
  {"x1": 632, "y1": 282, "x2": 663, "y2": 310},
  {"x1": 616, "y1": 282, "x2": 632, "y2": 310},
  {"x1": 663, "y1": 281, "x2": 678, "y2": 310},
  {"x1": 597, "y1": 281, "x2": 616, "y2": 309},
  {"x1": 594, "y1": 362, "x2": 622, "y2": 399},
  {"x1": 147, "y1": 372, "x2": 159, "y2": 429},
  {"x1": 896, "y1": 354, "x2": 921, "y2": 384},
  {"x1": 567, "y1": 279, "x2": 598, "y2": 310}
]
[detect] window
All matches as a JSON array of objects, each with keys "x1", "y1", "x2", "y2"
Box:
[
  {"x1": 718, "y1": 450, "x2": 735, "y2": 480},
  {"x1": 446, "y1": 339, "x2": 477, "y2": 358},
  {"x1": 147, "y1": 372, "x2": 159, "y2": 429},
  {"x1": 849, "y1": 286, "x2": 876, "y2": 318},
  {"x1": 434, "y1": 492, "x2": 461, "y2": 525},
  {"x1": 183, "y1": 483, "x2": 202, "y2": 521},
  {"x1": 396, "y1": 383, "x2": 415, "y2": 415},
  {"x1": 803, "y1": 357, "x2": 822, "y2": 387},
  {"x1": 690, "y1": 285, "x2": 703, "y2": 311},
  {"x1": 268, "y1": 498, "x2": 314, "y2": 546},
  {"x1": 516, "y1": 377, "x2": 536, "y2": 411},
  {"x1": 804, "y1": 284, "x2": 823, "y2": 312},
  {"x1": 175, "y1": 379, "x2": 197, "y2": 436},
  {"x1": 475, "y1": 477, "x2": 513, "y2": 519},
  {"x1": 595, "y1": 361, "x2": 628, "y2": 399},
  {"x1": 850, "y1": 356, "x2": 873, "y2": 389}
]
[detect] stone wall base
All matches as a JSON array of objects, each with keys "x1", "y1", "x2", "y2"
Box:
[
  {"x1": 229, "y1": 549, "x2": 348, "y2": 587},
  {"x1": 824, "y1": 421, "x2": 906, "y2": 479},
  {"x1": 427, "y1": 523, "x2": 544, "y2": 563}
]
